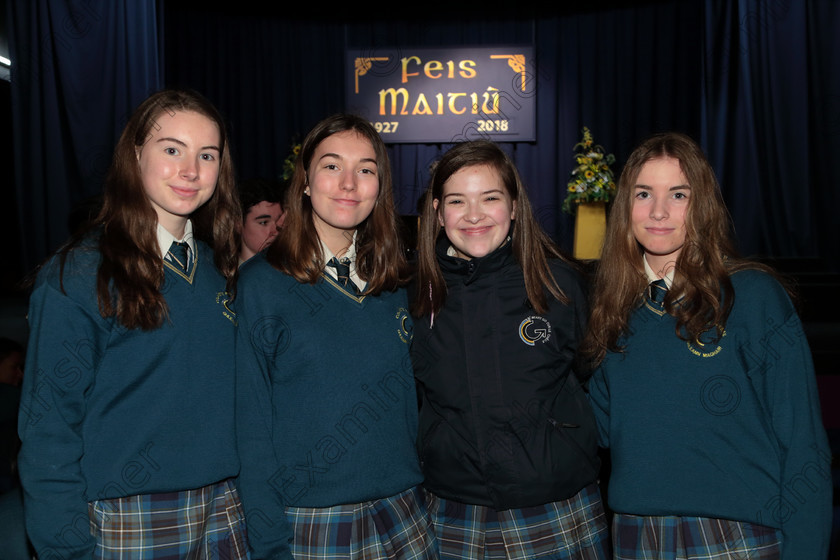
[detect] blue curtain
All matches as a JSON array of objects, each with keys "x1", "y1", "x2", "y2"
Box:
[
  {"x1": 8, "y1": 0, "x2": 161, "y2": 273},
  {"x1": 702, "y1": 0, "x2": 840, "y2": 266}
]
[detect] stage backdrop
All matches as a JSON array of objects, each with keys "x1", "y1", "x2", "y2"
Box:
[{"x1": 8, "y1": 0, "x2": 840, "y2": 274}]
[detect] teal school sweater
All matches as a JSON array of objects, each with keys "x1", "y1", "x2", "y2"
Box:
[
  {"x1": 235, "y1": 254, "x2": 423, "y2": 560},
  {"x1": 588, "y1": 269, "x2": 832, "y2": 559},
  {"x1": 18, "y1": 237, "x2": 239, "y2": 560}
]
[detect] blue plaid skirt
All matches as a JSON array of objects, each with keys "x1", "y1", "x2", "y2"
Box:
[
  {"x1": 88, "y1": 478, "x2": 249, "y2": 559},
  {"x1": 612, "y1": 513, "x2": 781, "y2": 559},
  {"x1": 286, "y1": 485, "x2": 438, "y2": 560},
  {"x1": 426, "y1": 483, "x2": 610, "y2": 560}
]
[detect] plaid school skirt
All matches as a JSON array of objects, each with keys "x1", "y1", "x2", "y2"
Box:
[
  {"x1": 286, "y1": 486, "x2": 438, "y2": 560},
  {"x1": 426, "y1": 483, "x2": 610, "y2": 560},
  {"x1": 612, "y1": 513, "x2": 782, "y2": 560},
  {"x1": 88, "y1": 478, "x2": 249, "y2": 559}
]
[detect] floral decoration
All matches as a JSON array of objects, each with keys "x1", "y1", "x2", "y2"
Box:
[
  {"x1": 281, "y1": 142, "x2": 301, "y2": 182},
  {"x1": 562, "y1": 127, "x2": 616, "y2": 214}
]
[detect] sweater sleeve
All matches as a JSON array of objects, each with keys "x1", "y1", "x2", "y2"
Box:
[
  {"x1": 586, "y1": 365, "x2": 610, "y2": 450},
  {"x1": 736, "y1": 272, "x2": 832, "y2": 559},
  {"x1": 17, "y1": 262, "x2": 108, "y2": 559},
  {"x1": 235, "y1": 279, "x2": 295, "y2": 560}
]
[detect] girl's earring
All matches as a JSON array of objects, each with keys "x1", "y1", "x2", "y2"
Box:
[{"x1": 304, "y1": 186, "x2": 310, "y2": 196}]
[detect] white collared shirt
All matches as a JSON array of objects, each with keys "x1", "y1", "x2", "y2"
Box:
[
  {"x1": 319, "y1": 232, "x2": 366, "y2": 291},
  {"x1": 158, "y1": 220, "x2": 196, "y2": 266},
  {"x1": 643, "y1": 254, "x2": 675, "y2": 288}
]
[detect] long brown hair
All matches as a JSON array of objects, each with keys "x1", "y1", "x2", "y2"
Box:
[
  {"x1": 266, "y1": 113, "x2": 408, "y2": 293},
  {"x1": 581, "y1": 132, "x2": 772, "y2": 366},
  {"x1": 62, "y1": 88, "x2": 240, "y2": 330},
  {"x1": 412, "y1": 140, "x2": 572, "y2": 318}
]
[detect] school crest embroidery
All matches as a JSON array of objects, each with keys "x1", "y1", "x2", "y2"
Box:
[
  {"x1": 216, "y1": 291, "x2": 236, "y2": 325},
  {"x1": 519, "y1": 315, "x2": 552, "y2": 346}
]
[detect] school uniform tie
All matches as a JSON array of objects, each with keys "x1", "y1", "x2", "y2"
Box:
[
  {"x1": 168, "y1": 241, "x2": 192, "y2": 275},
  {"x1": 327, "y1": 257, "x2": 359, "y2": 294},
  {"x1": 648, "y1": 278, "x2": 668, "y2": 304}
]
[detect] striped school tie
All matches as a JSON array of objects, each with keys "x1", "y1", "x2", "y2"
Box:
[
  {"x1": 168, "y1": 241, "x2": 192, "y2": 275},
  {"x1": 327, "y1": 257, "x2": 359, "y2": 294}
]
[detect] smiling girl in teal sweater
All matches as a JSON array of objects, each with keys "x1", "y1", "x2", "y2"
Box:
[{"x1": 582, "y1": 132, "x2": 831, "y2": 559}]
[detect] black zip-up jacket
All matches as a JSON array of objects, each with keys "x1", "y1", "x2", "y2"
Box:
[{"x1": 410, "y1": 238, "x2": 600, "y2": 509}]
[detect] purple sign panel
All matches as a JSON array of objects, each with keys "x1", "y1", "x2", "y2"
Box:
[{"x1": 346, "y1": 46, "x2": 536, "y2": 144}]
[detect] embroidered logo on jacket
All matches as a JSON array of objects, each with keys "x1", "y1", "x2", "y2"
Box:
[{"x1": 519, "y1": 315, "x2": 552, "y2": 346}]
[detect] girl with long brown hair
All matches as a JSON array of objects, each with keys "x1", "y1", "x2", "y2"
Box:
[
  {"x1": 235, "y1": 114, "x2": 436, "y2": 560},
  {"x1": 410, "y1": 140, "x2": 609, "y2": 560},
  {"x1": 18, "y1": 89, "x2": 247, "y2": 558},
  {"x1": 583, "y1": 132, "x2": 831, "y2": 558}
]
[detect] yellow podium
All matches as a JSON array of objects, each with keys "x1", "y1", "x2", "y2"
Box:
[{"x1": 573, "y1": 202, "x2": 606, "y2": 260}]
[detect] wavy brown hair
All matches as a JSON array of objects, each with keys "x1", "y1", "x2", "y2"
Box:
[
  {"x1": 60, "y1": 89, "x2": 240, "y2": 330},
  {"x1": 266, "y1": 114, "x2": 408, "y2": 293},
  {"x1": 581, "y1": 132, "x2": 773, "y2": 366},
  {"x1": 412, "y1": 140, "x2": 573, "y2": 318}
]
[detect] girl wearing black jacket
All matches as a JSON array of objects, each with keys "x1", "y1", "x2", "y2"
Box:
[{"x1": 411, "y1": 140, "x2": 609, "y2": 560}]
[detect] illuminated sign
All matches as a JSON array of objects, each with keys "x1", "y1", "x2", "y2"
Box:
[{"x1": 346, "y1": 46, "x2": 536, "y2": 143}]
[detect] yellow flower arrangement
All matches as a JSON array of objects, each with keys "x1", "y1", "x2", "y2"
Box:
[
  {"x1": 281, "y1": 142, "x2": 301, "y2": 182},
  {"x1": 562, "y1": 127, "x2": 616, "y2": 214}
]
